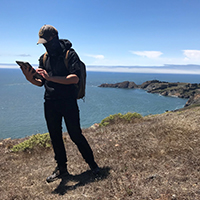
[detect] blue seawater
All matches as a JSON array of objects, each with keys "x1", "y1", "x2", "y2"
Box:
[{"x1": 1, "y1": 69, "x2": 199, "y2": 139}]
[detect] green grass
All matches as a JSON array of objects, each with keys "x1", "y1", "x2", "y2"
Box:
[{"x1": 11, "y1": 133, "x2": 51, "y2": 152}]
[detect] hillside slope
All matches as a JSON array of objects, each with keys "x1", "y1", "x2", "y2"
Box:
[{"x1": 1, "y1": 107, "x2": 200, "y2": 200}]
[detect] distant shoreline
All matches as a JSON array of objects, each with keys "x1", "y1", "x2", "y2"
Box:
[{"x1": 99, "y1": 80, "x2": 200, "y2": 109}]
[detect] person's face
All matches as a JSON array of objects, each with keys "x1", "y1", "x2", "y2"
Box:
[
  {"x1": 43, "y1": 36, "x2": 61, "y2": 56},
  {"x1": 46, "y1": 36, "x2": 54, "y2": 43}
]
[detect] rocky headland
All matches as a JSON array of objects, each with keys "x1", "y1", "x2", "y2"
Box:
[{"x1": 99, "y1": 80, "x2": 200, "y2": 109}]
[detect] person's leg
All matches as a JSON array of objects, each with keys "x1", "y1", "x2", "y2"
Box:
[
  {"x1": 44, "y1": 100, "x2": 69, "y2": 182},
  {"x1": 44, "y1": 100, "x2": 67, "y2": 168},
  {"x1": 63, "y1": 100, "x2": 98, "y2": 170}
]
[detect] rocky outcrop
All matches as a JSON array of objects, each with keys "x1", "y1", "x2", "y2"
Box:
[
  {"x1": 99, "y1": 81, "x2": 138, "y2": 89},
  {"x1": 139, "y1": 80, "x2": 200, "y2": 99},
  {"x1": 185, "y1": 93, "x2": 200, "y2": 107},
  {"x1": 99, "y1": 80, "x2": 200, "y2": 108}
]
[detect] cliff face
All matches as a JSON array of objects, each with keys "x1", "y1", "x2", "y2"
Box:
[
  {"x1": 99, "y1": 80, "x2": 200, "y2": 108},
  {"x1": 185, "y1": 93, "x2": 200, "y2": 107}
]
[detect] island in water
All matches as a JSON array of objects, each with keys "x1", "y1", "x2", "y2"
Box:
[{"x1": 99, "y1": 80, "x2": 200, "y2": 109}]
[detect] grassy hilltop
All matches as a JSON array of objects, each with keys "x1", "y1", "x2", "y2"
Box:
[{"x1": 0, "y1": 107, "x2": 200, "y2": 200}]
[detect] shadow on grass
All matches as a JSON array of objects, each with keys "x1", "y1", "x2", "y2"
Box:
[{"x1": 52, "y1": 167, "x2": 110, "y2": 195}]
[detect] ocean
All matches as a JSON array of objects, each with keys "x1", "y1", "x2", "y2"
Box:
[{"x1": 1, "y1": 68, "x2": 199, "y2": 139}]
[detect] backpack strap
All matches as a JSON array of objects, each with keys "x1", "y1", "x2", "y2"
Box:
[
  {"x1": 64, "y1": 50, "x2": 70, "y2": 69},
  {"x1": 43, "y1": 52, "x2": 48, "y2": 67},
  {"x1": 42, "y1": 50, "x2": 69, "y2": 68}
]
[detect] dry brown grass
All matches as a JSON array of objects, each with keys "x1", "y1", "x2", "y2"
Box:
[{"x1": 0, "y1": 107, "x2": 200, "y2": 200}]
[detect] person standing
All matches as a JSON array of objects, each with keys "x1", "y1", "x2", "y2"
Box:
[{"x1": 21, "y1": 25, "x2": 99, "y2": 183}]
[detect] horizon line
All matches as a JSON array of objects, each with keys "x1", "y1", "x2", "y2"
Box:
[{"x1": 1, "y1": 63, "x2": 200, "y2": 75}]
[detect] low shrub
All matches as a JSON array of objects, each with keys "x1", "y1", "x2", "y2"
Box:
[
  {"x1": 99, "y1": 112, "x2": 142, "y2": 127},
  {"x1": 11, "y1": 133, "x2": 51, "y2": 152}
]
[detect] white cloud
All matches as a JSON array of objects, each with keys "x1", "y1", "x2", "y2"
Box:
[
  {"x1": 183, "y1": 50, "x2": 200, "y2": 60},
  {"x1": 85, "y1": 54, "x2": 105, "y2": 59},
  {"x1": 130, "y1": 51, "x2": 163, "y2": 58},
  {"x1": 86, "y1": 65, "x2": 200, "y2": 74},
  {"x1": 17, "y1": 54, "x2": 31, "y2": 57}
]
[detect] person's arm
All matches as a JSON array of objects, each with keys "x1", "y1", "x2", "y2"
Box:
[
  {"x1": 36, "y1": 68, "x2": 79, "y2": 85},
  {"x1": 21, "y1": 67, "x2": 43, "y2": 86}
]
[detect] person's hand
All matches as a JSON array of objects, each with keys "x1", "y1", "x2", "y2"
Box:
[
  {"x1": 20, "y1": 66, "x2": 36, "y2": 82},
  {"x1": 36, "y1": 68, "x2": 51, "y2": 81}
]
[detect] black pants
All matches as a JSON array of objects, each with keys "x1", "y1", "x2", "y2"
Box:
[{"x1": 44, "y1": 99, "x2": 98, "y2": 169}]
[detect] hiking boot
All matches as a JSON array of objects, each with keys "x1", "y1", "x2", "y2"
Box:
[
  {"x1": 46, "y1": 166, "x2": 69, "y2": 183},
  {"x1": 92, "y1": 166, "x2": 100, "y2": 176}
]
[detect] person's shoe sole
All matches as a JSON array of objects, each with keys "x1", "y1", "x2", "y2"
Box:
[{"x1": 46, "y1": 172, "x2": 69, "y2": 183}]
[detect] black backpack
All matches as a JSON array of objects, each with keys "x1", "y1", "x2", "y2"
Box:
[{"x1": 43, "y1": 50, "x2": 86, "y2": 100}]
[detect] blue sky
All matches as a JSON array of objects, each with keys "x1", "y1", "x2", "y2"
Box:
[{"x1": 1, "y1": 0, "x2": 200, "y2": 73}]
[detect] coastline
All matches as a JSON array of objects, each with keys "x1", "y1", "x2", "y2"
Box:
[
  {"x1": 0, "y1": 71, "x2": 193, "y2": 139},
  {"x1": 99, "y1": 79, "x2": 200, "y2": 109}
]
